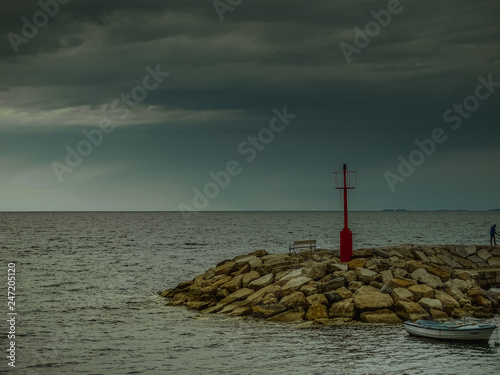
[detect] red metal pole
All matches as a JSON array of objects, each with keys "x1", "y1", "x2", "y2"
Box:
[
  {"x1": 343, "y1": 164, "x2": 348, "y2": 229},
  {"x1": 340, "y1": 163, "x2": 353, "y2": 263}
]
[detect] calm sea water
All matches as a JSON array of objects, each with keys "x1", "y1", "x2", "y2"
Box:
[{"x1": 1, "y1": 211, "x2": 500, "y2": 375}]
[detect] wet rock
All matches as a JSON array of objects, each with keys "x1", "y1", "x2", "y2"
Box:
[
  {"x1": 408, "y1": 284, "x2": 434, "y2": 300},
  {"x1": 343, "y1": 270, "x2": 357, "y2": 283},
  {"x1": 220, "y1": 274, "x2": 244, "y2": 293},
  {"x1": 393, "y1": 268, "x2": 408, "y2": 279},
  {"x1": 211, "y1": 275, "x2": 233, "y2": 288},
  {"x1": 329, "y1": 298, "x2": 355, "y2": 319},
  {"x1": 380, "y1": 270, "x2": 394, "y2": 286},
  {"x1": 282, "y1": 276, "x2": 313, "y2": 295},
  {"x1": 429, "y1": 309, "x2": 449, "y2": 320},
  {"x1": 262, "y1": 293, "x2": 279, "y2": 305},
  {"x1": 348, "y1": 258, "x2": 367, "y2": 269},
  {"x1": 276, "y1": 268, "x2": 304, "y2": 285},
  {"x1": 395, "y1": 301, "x2": 429, "y2": 321},
  {"x1": 425, "y1": 265, "x2": 452, "y2": 282},
  {"x1": 252, "y1": 303, "x2": 287, "y2": 318},
  {"x1": 411, "y1": 268, "x2": 443, "y2": 289},
  {"x1": 348, "y1": 281, "x2": 364, "y2": 291},
  {"x1": 300, "y1": 282, "x2": 319, "y2": 297},
  {"x1": 418, "y1": 298, "x2": 443, "y2": 311},
  {"x1": 360, "y1": 309, "x2": 402, "y2": 324},
  {"x1": 335, "y1": 286, "x2": 353, "y2": 299},
  {"x1": 391, "y1": 288, "x2": 414, "y2": 303},
  {"x1": 280, "y1": 291, "x2": 309, "y2": 309},
  {"x1": 356, "y1": 268, "x2": 378, "y2": 284},
  {"x1": 464, "y1": 245, "x2": 477, "y2": 256},
  {"x1": 268, "y1": 307, "x2": 306, "y2": 322},
  {"x1": 247, "y1": 284, "x2": 281, "y2": 304},
  {"x1": 434, "y1": 290, "x2": 460, "y2": 314},
  {"x1": 488, "y1": 257, "x2": 500, "y2": 267},
  {"x1": 220, "y1": 300, "x2": 252, "y2": 315},
  {"x1": 353, "y1": 286, "x2": 394, "y2": 311},
  {"x1": 380, "y1": 284, "x2": 392, "y2": 294},
  {"x1": 248, "y1": 273, "x2": 274, "y2": 290},
  {"x1": 321, "y1": 277, "x2": 346, "y2": 293},
  {"x1": 234, "y1": 255, "x2": 263, "y2": 269},
  {"x1": 477, "y1": 249, "x2": 492, "y2": 261},
  {"x1": 445, "y1": 278, "x2": 474, "y2": 292},
  {"x1": 305, "y1": 302, "x2": 329, "y2": 320},
  {"x1": 302, "y1": 263, "x2": 328, "y2": 280},
  {"x1": 214, "y1": 261, "x2": 238, "y2": 276},
  {"x1": 467, "y1": 255, "x2": 488, "y2": 267},
  {"x1": 323, "y1": 291, "x2": 342, "y2": 304},
  {"x1": 218, "y1": 288, "x2": 255, "y2": 307},
  {"x1": 242, "y1": 270, "x2": 261, "y2": 288},
  {"x1": 388, "y1": 278, "x2": 416, "y2": 289},
  {"x1": 307, "y1": 293, "x2": 329, "y2": 306},
  {"x1": 438, "y1": 255, "x2": 463, "y2": 269}
]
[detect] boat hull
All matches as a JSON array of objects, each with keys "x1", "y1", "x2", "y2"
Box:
[{"x1": 404, "y1": 320, "x2": 497, "y2": 342}]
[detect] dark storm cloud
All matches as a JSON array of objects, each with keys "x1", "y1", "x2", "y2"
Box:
[{"x1": 0, "y1": 0, "x2": 499, "y2": 210}]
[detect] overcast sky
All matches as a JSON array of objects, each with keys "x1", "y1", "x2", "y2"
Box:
[{"x1": 0, "y1": 0, "x2": 499, "y2": 211}]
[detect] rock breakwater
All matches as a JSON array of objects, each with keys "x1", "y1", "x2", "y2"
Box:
[{"x1": 160, "y1": 244, "x2": 500, "y2": 324}]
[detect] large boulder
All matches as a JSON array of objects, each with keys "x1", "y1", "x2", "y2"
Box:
[
  {"x1": 307, "y1": 293, "x2": 329, "y2": 306},
  {"x1": 353, "y1": 286, "x2": 394, "y2": 311},
  {"x1": 236, "y1": 255, "x2": 263, "y2": 269},
  {"x1": 433, "y1": 290, "x2": 460, "y2": 314},
  {"x1": 302, "y1": 263, "x2": 328, "y2": 280},
  {"x1": 282, "y1": 276, "x2": 313, "y2": 295},
  {"x1": 391, "y1": 288, "x2": 414, "y2": 303},
  {"x1": 444, "y1": 278, "x2": 474, "y2": 292},
  {"x1": 321, "y1": 277, "x2": 346, "y2": 293},
  {"x1": 395, "y1": 301, "x2": 429, "y2": 321},
  {"x1": 305, "y1": 303, "x2": 329, "y2": 320},
  {"x1": 252, "y1": 303, "x2": 287, "y2": 318},
  {"x1": 268, "y1": 307, "x2": 306, "y2": 322},
  {"x1": 248, "y1": 273, "x2": 274, "y2": 290},
  {"x1": 211, "y1": 275, "x2": 233, "y2": 288},
  {"x1": 280, "y1": 291, "x2": 309, "y2": 309},
  {"x1": 329, "y1": 298, "x2": 355, "y2": 319},
  {"x1": 380, "y1": 270, "x2": 394, "y2": 286},
  {"x1": 300, "y1": 282, "x2": 319, "y2": 297},
  {"x1": 408, "y1": 284, "x2": 434, "y2": 301},
  {"x1": 411, "y1": 268, "x2": 443, "y2": 289},
  {"x1": 242, "y1": 270, "x2": 261, "y2": 288},
  {"x1": 246, "y1": 284, "x2": 281, "y2": 304},
  {"x1": 348, "y1": 258, "x2": 367, "y2": 269},
  {"x1": 418, "y1": 298, "x2": 443, "y2": 311},
  {"x1": 425, "y1": 265, "x2": 452, "y2": 282},
  {"x1": 388, "y1": 278, "x2": 416, "y2": 289},
  {"x1": 220, "y1": 274, "x2": 244, "y2": 293},
  {"x1": 477, "y1": 249, "x2": 492, "y2": 261},
  {"x1": 360, "y1": 309, "x2": 402, "y2": 324},
  {"x1": 276, "y1": 268, "x2": 304, "y2": 285},
  {"x1": 214, "y1": 261, "x2": 238, "y2": 276},
  {"x1": 356, "y1": 268, "x2": 378, "y2": 284},
  {"x1": 218, "y1": 288, "x2": 255, "y2": 307}
]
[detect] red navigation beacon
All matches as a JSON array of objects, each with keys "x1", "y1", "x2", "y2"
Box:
[{"x1": 334, "y1": 164, "x2": 357, "y2": 263}]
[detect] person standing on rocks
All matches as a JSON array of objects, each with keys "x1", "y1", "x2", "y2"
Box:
[{"x1": 491, "y1": 224, "x2": 498, "y2": 246}]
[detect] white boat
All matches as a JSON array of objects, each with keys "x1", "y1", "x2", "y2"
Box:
[{"x1": 404, "y1": 320, "x2": 497, "y2": 342}]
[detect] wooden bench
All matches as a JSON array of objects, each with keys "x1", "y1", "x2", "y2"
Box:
[{"x1": 289, "y1": 240, "x2": 316, "y2": 254}]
